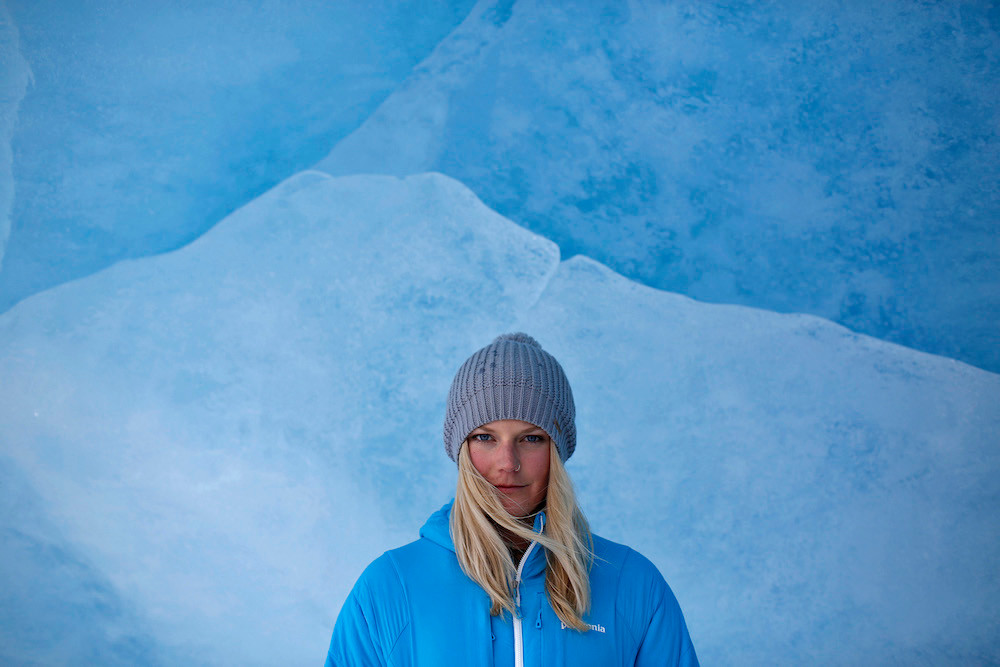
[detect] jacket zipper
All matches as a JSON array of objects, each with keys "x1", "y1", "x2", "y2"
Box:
[{"x1": 513, "y1": 515, "x2": 544, "y2": 667}]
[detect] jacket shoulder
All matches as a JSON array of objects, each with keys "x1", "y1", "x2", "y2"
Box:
[
  {"x1": 351, "y1": 535, "x2": 453, "y2": 607},
  {"x1": 327, "y1": 549, "x2": 411, "y2": 666},
  {"x1": 330, "y1": 536, "x2": 455, "y2": 664},
  {"x1": 591, "y1": 533, "x2": 665, "y2": 589}
]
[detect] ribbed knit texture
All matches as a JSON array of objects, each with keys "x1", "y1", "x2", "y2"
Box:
[{"x1": 444, "y1": 333, "x2": 576, "y2": 462}]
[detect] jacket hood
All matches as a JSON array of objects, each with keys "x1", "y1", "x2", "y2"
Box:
[{"x1": 419, "y1": 500, "x2": 457, "y2": 552}]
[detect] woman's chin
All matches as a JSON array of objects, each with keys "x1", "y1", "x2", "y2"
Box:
[{"x1": 498, "y1": 496, "x2": 541, "y2": 519}]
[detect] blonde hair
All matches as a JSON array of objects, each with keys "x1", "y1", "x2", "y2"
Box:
[{"x1": 450, "y1": 440, "x2": 594, "y2": 631}]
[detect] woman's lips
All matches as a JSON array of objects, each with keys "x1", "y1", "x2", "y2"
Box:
[{"x1": 495, "y1": 484, "x2": 526, "y2": 493}]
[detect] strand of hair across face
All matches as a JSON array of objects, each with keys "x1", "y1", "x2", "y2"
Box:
[{"x1": 451, "y1": 441, "x2": 593, "y2": 630}]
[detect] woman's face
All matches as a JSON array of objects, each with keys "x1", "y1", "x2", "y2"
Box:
[{"x1": 467, "y1": 419, "x2": 551, "y2": 517}]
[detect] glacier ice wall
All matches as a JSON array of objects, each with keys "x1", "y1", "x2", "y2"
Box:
[
  {"x1": 0, "y1": 0, "x2": 475, "y2": 312},
  {"x1": 1, "y1": 171, "x2": 997, "y2": 664},
  {"x1": 0, "y1": 2, "x2": 29, "y2": 272},
  {"x1": 318, "y1": 0, "x2": 1000, "y2": 374}
]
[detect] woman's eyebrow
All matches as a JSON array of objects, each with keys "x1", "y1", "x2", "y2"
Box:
[{"x1": 469, "y1": 426, "x2": 545, "y2": 435}]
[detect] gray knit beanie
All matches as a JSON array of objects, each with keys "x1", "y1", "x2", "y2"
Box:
[{"x1": 443, "y1": 333, "x2": 576, "y2": 463}]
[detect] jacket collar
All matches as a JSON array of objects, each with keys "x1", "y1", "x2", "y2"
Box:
[{"x1": 420, "y1": 500, "x2": 548, "y2": 577}]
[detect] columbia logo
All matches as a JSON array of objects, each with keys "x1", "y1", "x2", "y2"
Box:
[{"x1": 561, "y1": 620, "x2": 606, "y2": 633}]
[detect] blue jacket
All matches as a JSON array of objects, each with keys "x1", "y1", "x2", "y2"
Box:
[{"x1": 326, "y1": 501, "x2": 698, "y2": 666}]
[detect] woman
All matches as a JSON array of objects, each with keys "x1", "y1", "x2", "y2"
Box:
[{"x1": 326, "y1": 333, "x2": 698, "y2": 666}]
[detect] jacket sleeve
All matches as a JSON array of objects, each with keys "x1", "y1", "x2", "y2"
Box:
[
  {"x1": 325, "y1": 554, "x2": 408, "y2": 667},
  {"x1": 326, "y1": 591, "x2": 386, "y2": 667},
  {"x1": 621, "y1": 549, "x2": 699, "y2": 667},
  {"x1": 632, "y1": 588, "x2": 699, "y2": 667}
]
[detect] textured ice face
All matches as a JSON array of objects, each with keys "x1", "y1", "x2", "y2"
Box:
[
  {"x1": 0, "y1": 3, "x2": 28, "y2": 276},
  {"x1": 318, "y1": 0, "x2": 1000, "y2": 374},
  {"x1": 0, "y1": 0, "x2": 476, "y2": 311},
  {"x1": 6, "y1": 1, "x2": 998, "y2": 374},
  {"x1": 0, "y1": 171, "x2": 997, "y2": 665}
]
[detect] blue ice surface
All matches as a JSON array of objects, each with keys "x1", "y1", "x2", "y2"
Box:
[
  {"x1": 0, "y1": 0, "x2": 475, "y2": 311},
  {"x1": 0, "y1": 171, "x2": 997, "y2": 665},
  {"x1": 0, "y1": 458, "x2": 168, "y2": 665},
  {"x1": 318, "y1": 0, "x2": 1000, "y2": 374},
  {"x1": 0, "y1": 2, "x2": 28, "y2": 268}
]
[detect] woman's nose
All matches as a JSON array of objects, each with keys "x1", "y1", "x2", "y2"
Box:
[{"x1": 498, "y1": 441, "x2": 520, "y2": 472}]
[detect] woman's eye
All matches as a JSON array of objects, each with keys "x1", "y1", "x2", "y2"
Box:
[
  {"x1": 524, "y1": 434, "x2": 544, "y2": 443},
  {"x1": 471, "y1": 433, "x2": 492, "y2": 442}
]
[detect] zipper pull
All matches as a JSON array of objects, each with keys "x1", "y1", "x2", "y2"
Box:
[{"x1": 535, "y1": 609, "x2": 543, "y2": 629}]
